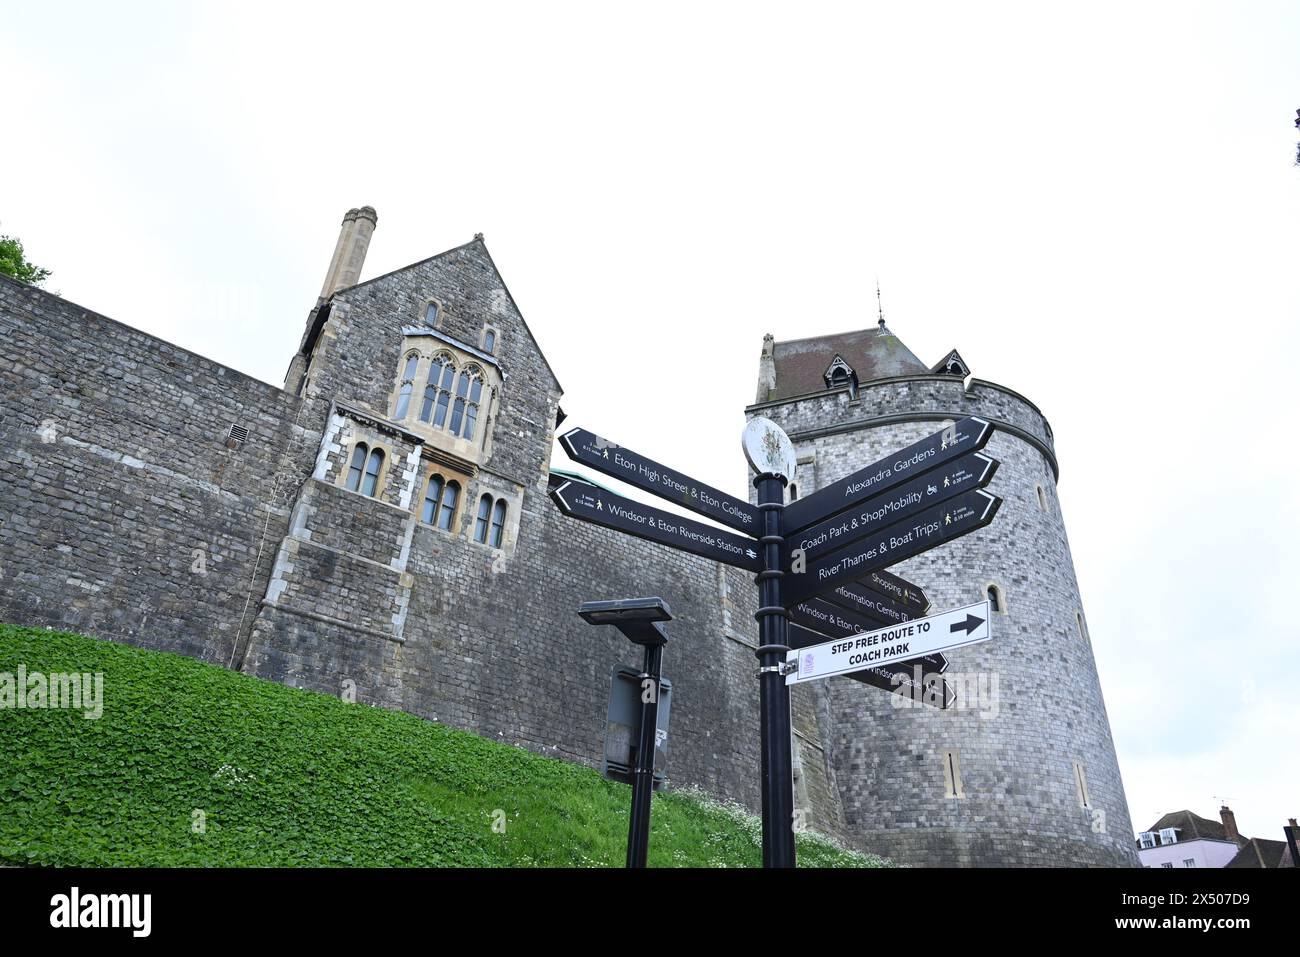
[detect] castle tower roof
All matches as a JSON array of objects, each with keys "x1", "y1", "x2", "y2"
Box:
[{"x1": 762, "y1": 324, "x2": 929, "y2": 402}]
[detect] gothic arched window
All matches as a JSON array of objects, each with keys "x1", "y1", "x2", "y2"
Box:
[
  {"x1": 986, "y1": 584, "x2": 1005, "y2": 614},
  {"x1": 474, "y1": 494, "x2": 492, "y2": 543},
  {"x1": 361, "y1": 448, "x2": 384, "y2": 497},
  {"x1": 489, "y1": 499, "x2": 506, "y2": 548},
  {"x1": 346, "y1": 443, "x2": 368, "y2": 493},
  {"x1": 422, "y1": 474, "x2": 445, "y2": 525},
  {"x1": 460, "y1": 368, "x2": 484, "y2": 441},
  {"x1": 423, "y1": 353, "x2": 455, "y2": 426},
  {"x1": 437, "y1": 481, "x2": 460, "y2": 531},
  {"x1": 394, "y1": 353, "x2": 419, "y2": 420},
  {"x1": 449, "y1": 370, "x2": 471, "y2": 436}
]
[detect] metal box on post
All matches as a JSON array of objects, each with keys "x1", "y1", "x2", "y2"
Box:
[{"x1": 603, "y1": 665, "x2": 672, "y2": 790}]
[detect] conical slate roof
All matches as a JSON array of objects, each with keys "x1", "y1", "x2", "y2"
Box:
[{"x1": 766, "y1": 325, "x2": 929, "y2": 402}]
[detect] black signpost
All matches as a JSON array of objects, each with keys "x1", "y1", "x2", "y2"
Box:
[
  {"x1": 752, "y1": 468, "x2": 796, "y2": 867},
  {"x1": 552, "y1": 415, "x2": 1004, "y2": 868},
  {"x1": 579, "y1": 597, "x2": 673, "y2": 869}
]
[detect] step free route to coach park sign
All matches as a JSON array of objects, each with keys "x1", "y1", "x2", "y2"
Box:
[{"x1": 786, "y1": 601, "x2": 991, "y2": 686}]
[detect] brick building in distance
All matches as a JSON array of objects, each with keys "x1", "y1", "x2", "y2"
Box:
[{"x1": 0, "y1": 207, "x2": 1139, "y2": 866}]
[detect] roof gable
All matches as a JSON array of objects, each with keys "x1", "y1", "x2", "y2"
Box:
[
  {"x1": 333, "y1": 236, "x2": 562, "y2": 395},
  {"x1": 931, "y1": 348, "x2": 971, "y2": 377}
]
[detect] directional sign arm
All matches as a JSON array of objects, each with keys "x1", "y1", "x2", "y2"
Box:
[
  {"x1": 861, "y1": 569, "x2": 930, "y2": 613},
  {"x1": 787, "y1": 601, "x2": 992, "y2": 686},
  {"x1": 559, "y1": 428, "x2": 762, "y2": 535},
  {"x1": 784, "y1": 451, "x2": 998, "y2": 566},
  {"x1": 784, "y1": 489, "x2": 1002, "y2": 607},
  {"x1": 784, "y1": 416, "x2": 994, "y2": 533},
  {"x1": 550, "y1": 481, "x2": 761, "y2": 572},
  {"x1": 818, "y1": 581, "x2": 920, "y2": 627}
]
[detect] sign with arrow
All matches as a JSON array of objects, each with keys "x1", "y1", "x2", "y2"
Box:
[
  {"x1": 788, "y1": 598, "x2": 949, "y2": 676},
  {"x1": 783, "y1": 417, "x2": 994, "y2": 534},
  {"x1": 786, "y1": 601, "x2": 992, "y2": 686},
  {"x1": 784, "y1": 451, "x2": 998, "y2": 566},
  {"x1": 559, "y1": 427, "x2": 761, "y2": 535},
  {"x1": 787, "y1": 623, "x2": 955, "y2": 708},
  {"x1": 784, "y1": 489, "x2": 1002, "y2": 607},
  {"x1": 550, "y1": 481, "x2": 762, "y2": 572}
]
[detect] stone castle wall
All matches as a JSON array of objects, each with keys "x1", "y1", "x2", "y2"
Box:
[
  {"x1": 0, "y1": 265, "x2": 848, "y2": 843},
  {"x1": 0, "y1": 274, "x2": 305, "y2": 667}
]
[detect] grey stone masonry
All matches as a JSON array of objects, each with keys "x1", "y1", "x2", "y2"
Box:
[
  {"x1": 0, "y1": 250, "x2": 848, "y2": 840},
  {"x1": 0, "y1": 274, "x2": 305, "y2": 666}
]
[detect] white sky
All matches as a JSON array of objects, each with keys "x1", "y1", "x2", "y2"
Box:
[{"x1": 4, "y1": 0, "x2": 1299, "y2": 848}]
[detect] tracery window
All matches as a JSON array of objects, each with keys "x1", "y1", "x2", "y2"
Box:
[{"x1": 391, "y1": 349, "x2": 490, "y2": 444}]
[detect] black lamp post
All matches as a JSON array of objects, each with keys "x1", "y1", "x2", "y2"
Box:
[{"x1": 579, "y1": 597, "x2": 672, "y2": 868}]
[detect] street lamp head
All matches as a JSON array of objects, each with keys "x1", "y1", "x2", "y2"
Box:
[
  {"x1": 579, "y1": 597, "x2": 672, "y2": 646},
  {"x1": 579, "y1": 597, "x2": 672, "y2": 626}
]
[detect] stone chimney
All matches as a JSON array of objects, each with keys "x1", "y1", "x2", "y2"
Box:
[
  {"x1": 756, "y1": 333, "x2": 777, "y2": 404},
  {"x1": 319, "y1": 206, "x2": 378, "y2": 299},
  {"x1": 1220, "y1": 805, "x2": 1240, "y2": 842}
]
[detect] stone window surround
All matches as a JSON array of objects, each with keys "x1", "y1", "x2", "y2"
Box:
[
  {"x1": 1073, "y1": 760, "x2": 1092, "y2": 809},
  {"x1": 419, "y1": 464, "x2": 469, "y2": 533},
  {"x1": 466, "y1": 478, "x2": 523, "y2": 554},
  {"x1": 323, "y1": 402, "x2": 524, "y2": 551},
  {"x1": 942, "y1": 748, "x2": 965, "y2": 799},
  {"x1": 342, "y1": 438, "x2": 392, "y2": 500},
  {"x1": 472, "y1": 492, "x2": 510, "y2": 548},
  {"x1": 387, "y1": 334, "x2": 501, "y2": 463},
  {"x1": 480, "y1": 323, "x2": 500, "y2": 355},
  {"x1": 422, "y1": 297, "x2": 444, "y2": 328},
  {"x1": 985, "y1": 582, "x2": 1007, "y2": 615}
]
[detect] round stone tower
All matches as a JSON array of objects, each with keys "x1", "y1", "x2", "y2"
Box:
[{"x1": 748, "y1": 322, "x2": 1139, "y2": 867}]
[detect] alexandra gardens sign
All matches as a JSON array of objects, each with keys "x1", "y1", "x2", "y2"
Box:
[{"x1": 552, "y1": 416, "x2": 1004, "y2": 867}]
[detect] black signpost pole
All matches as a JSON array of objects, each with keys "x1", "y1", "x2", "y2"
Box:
[
  {"x1": 754, "y1": 471, "x2": 796, "y2": 868},
  {"x1": 627, "y1": 640, "x2": 662, "y2": 868}
]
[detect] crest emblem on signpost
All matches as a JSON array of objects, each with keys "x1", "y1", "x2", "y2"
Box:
[{"x1": 742, "y1": 417, "x2": 797, "y2": 483}]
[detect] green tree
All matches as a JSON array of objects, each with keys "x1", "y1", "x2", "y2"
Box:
[{"x1": 0, "y1": 232, "x2": 52, "y2": 286}]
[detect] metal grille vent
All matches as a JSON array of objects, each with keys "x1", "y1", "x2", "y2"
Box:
[{"x1": 226, "y1": 424, "x2": 250, "y2": 447}]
